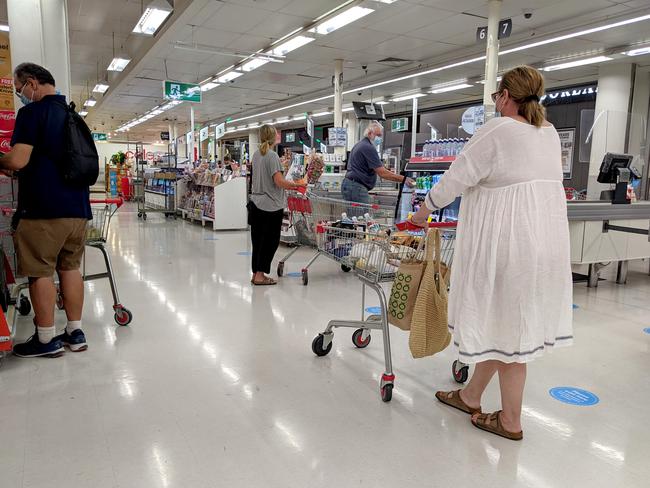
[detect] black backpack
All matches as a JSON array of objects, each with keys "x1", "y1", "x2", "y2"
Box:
[{"x1": 53, "y1": 100, "x2": 99, "y2": 187}]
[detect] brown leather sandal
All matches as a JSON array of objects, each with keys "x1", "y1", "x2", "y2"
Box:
[
  {"x1": 253, "y1": 276, "x2": 277, "y2": 286},
  {"x1": 471, "y1": 410, "x2": 523, "y2": 441},
  {"x1": 435, "y1": 389, "x2": 482, "y2": 415}
]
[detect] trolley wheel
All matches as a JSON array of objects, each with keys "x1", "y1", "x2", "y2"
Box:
[
  {"x1": 452, "y1": 360, "x2": 469, "y2": 384},
  {"x1": 18, "y1": 296, "x2": 31, "y2": 316},
  {"x1": 341, "y1": 264, "x2": 352, "y2": 273},
  {"x1": 381, "y1": 384, "x2": 393, "y2": 403},
  {"x1": 302, "y1": 269, "x2": 308, "y2": 286},
  {"x1": 114, "y1": 307, "x2": 133, "y2": 326},
  {"x1": 311, "y1": 334, "x2": 332, "y2": 357},
  {"x1": 352, "y1": 328, "x2": 371, "y2": 348},
  {"x1": 137, "y1": 212, "x2": 142, "y2": 218},
  {"x1": 277, "y1": 261, "x2": 285, "y2": 277},
  {"x1": 143, "y1": 213, "x2": 147, "y2": 221}
]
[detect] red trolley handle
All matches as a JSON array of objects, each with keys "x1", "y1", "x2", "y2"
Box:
[
  {"x1": 396, "y1": 220, "x2": 458, "y2": 231},
  {"x1": 90, "y1": 197, "x2": 124, "y2": 208}
]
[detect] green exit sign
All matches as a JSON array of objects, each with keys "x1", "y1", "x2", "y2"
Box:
[
  {"x1": 92, "y1": 133, "x2": 108, "y2": 142},
  {"x1": 391, "y1": 118, "x2": 408, "y2": 132},
  {"x1": 163, "y1": 80, "x2": 201, "y2": 103}
]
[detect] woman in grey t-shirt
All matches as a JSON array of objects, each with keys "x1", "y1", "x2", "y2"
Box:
[{"x1": 249, "y1": 125, "x2": 305, "y2": 285}]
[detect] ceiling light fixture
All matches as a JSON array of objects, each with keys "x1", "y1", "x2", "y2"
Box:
[
  {"x1": 132, "y1": 0, "x2": 173, "y2": 35},
  {"x1": 309, "y1": 6, "x2": 374, "y2": 35},
  {"x1": 342, "y1": 106, "x2": 355, "y2": 112},
  {"x1": 270, "y1": 35, "x2": 314, "y2": 56},
  {"x1": 217, "y1": 71, "x2": 243, "y2": 83},
  {"x1": 430, "y1": 82, "x2": 473, "y2": 94},
  {"x1": 391, "y1": 93, "x2": 426, "y2": 102},
  {"x1": 312, "y1": 111, "x2": 331, "y2": 117},
  {"x1": 79, "y1": 110, "x2": 88, "y2": 117},
  {"x1": 625, "y1": 46, "x2": 650, "y2": 56},
  {"x1": 108, "y1": 57, "x2": 130, "y2": 72},
  {"x1": 93, "y1": 83, "x2": 110, "y2": 94},
  {"x1": 375, "y1": 101, "x2": 390, "y2": 105},
  {"x1": 0, "y1": 25, "x2": 10, "y2": 32},
  {"x1": 241, "y1": 57, "x2": 269, "y2": 72},
  {"x1": 84, "y1": 96, "x2": 97, "y2": 107},
  {"x1": 541, "y1": 55, "x2": 613, "y2": 71},
  {"x1": 478, "y1": 76, "x2": 502, "y2": 84},
  {"x1": 201, "y1": 82, "x2": 219, "y2": 92}
]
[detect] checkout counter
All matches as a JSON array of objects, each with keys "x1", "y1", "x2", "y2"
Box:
[{"x1": 568, "y1": 200, "x2": 650, "y2": 287}]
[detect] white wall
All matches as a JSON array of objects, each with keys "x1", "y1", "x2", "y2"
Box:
[{"x1": 95, "y1": 142, "x2": 169, "y2": 183}]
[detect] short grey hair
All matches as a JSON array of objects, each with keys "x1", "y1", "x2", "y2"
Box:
[{"x1": 364, "y1": 121, "x2": 383, "y2": 138}]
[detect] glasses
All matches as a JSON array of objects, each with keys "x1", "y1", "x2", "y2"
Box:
[{"x1": 491, "y1": 90, "x2": 502, "y2": 103}]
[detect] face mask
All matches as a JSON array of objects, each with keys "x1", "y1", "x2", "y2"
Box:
[
  {"x1": 374, "y1": 136, "x2": 383, "y2": 146},
  {"x1": 18, "y1": 84, "x2": 33, "y2": 106}
]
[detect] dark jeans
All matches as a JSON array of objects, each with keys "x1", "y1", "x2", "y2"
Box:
[
  {"x1": 250, "y1": 202, "x2": 284, "y2": 274},
  {"x1": 341, "y1": 178, "x2": 370, "y2": 217}
]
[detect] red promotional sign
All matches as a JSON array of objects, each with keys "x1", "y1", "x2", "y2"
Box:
[{"x1": 0, "y1": 32, "x2": 14, "y2": 152}]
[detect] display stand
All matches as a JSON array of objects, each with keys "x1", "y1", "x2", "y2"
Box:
[{"x1": 178, "y1": 175, "x2": 247, "y2": 231}]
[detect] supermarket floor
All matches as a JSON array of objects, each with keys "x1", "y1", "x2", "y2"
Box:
[{"x1": 2, "y1": 206, "x2": 649, "y2": 488}]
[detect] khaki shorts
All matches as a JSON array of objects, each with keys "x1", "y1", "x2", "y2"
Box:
[{"x1": 14, "y1": 218, "x2": 87, "y2": 278}]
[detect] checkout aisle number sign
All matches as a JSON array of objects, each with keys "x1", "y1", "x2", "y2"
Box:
[
  {"x1": 558, "y1": 128, "x2": 575, "y2": 179},
  {"x1": 476, "y1": 18, "x2": 512, "y2": 42},
  {"x1": 163, "y1": 80, "x2": 201, "y2": 103}
]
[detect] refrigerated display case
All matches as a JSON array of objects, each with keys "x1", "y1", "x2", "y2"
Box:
[{"x1": 395, "y1": 155, "x2": 461, "y2": 223}]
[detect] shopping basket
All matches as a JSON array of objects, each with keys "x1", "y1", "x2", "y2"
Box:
[
  {"x1": 278, "y1": 190, "x2": 395, "y2": 285},
  {"x1": 311, "y1": 221, "x2": 458, "y2": 402}
]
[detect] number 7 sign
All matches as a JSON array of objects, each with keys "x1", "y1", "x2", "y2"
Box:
[{"x1": 476, "y1": 18, "x2": 512, "y2": 42}]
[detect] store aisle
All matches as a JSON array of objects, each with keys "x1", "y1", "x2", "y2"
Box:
[{"x1": 2, "y1": 206, "x2": 649, "y2": 488}]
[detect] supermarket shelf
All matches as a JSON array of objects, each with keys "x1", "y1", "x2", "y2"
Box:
[
  {"x1": 409, "y1": 156, "x2": 456, "y2": 163},
  {"x1": 144, "y1": 189, "x2": 170, "y2": 196}
]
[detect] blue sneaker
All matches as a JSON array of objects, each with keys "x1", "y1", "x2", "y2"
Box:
[
  {"x1": 55, "y1": 329, "x2": 88, "y2": 352},
  {"x1": 13, "y1": 335, "x2": 65, "y2": 358}
]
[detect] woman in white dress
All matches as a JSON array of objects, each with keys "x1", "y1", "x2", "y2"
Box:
[{"x1": 411, "y1": 66, "x2": 573, "y2": 440}]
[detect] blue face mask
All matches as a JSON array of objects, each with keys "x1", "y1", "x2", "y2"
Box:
[
  {"x1": 374, "y1": 136, "x2": 383, "y2": 146},
  {"x1": 18, "y1": 84, "x2": 33, "y2": 106}
]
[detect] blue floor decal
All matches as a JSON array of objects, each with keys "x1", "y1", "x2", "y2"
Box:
[
  {"x1": 549, "y1": 387, "x2": 599, "y2": 406},
  {"x1": 237, "y1": 251, "x2": 252, "y2": 256},
  {"x1": 287, "y1": 272, "x2": 302, "y2": 277},
  {"x1": 365, "y1": 306, "x2": 382, "y2": 315}
]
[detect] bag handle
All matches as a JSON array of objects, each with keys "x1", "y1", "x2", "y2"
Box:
[{"x1": 424, "y1": 228, "x2": 443, "y2": 290}]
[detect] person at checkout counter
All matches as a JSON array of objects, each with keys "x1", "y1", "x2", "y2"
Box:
[{"x1": 342, "y1": 121, "x2": 415, "y2": 204}]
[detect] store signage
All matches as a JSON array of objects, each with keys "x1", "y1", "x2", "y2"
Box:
[
  {"x1": 163, "y1": 80, "x2": 201, "y2": 103},
  {"x1": 541, "y1": 84, "x2": 598, "y2": 106},
  {"x1": 199, "y1": 126, "x2": 209, "y2": 142},
  {"x1": 92, "y1": 132, "x2": 108, "y2": 142},
  {"x1": 306, "y1": 117, "x2": 314, "y2": 139},
  {"x1": 558, "y1": 128, "x2": 575, "y2": 179},
  {"x1": 328, "y1": 127, "x2": 347, "y2": 147},
  {"x1": 320, "y1": 142, "x2": 327, "y2": 153},
  {"x1": 391, "y1": 118, "x2": 408, "y2": 132},
  {"x1": 286, "y1": 132, "x2": 296, "y2": 143},
  {"x1": 303, "y1": 144, "x2": 311, "y2": 155},
  {"x1": 146, "y1": 152, "x2": 154, "y2": 161},
  {"x1": 476, "y1": 19, "x2": 512, "y2": 42},
  {"x1": 0, "y1": 30, "x2": 15, "y2": 152},
  {"x1": 215, "y1": 123, "x2": 226, "y2": 140},
  {"x1": 461, "y1": 105, "x2": 485, "y2": 135},
  {"x1": 160, "y1": 131, "x2": 170, "y2": 141},
  {"x1": 186, "y1": 131, "x2": 193, "y2": 146}
]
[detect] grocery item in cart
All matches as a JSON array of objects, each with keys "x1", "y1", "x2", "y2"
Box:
[
  {"x1": 285, "y1": 154, "x2": 305, "y2": 182},
  {"x1": 305, "y1": 153, "x2": 324, "y2": 184}
]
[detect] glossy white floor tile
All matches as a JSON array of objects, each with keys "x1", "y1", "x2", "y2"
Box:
[{"x1": 2, "y1": 205, "x2": 649, "y2": 488}]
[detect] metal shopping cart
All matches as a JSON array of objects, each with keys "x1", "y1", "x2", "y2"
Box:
[
  {"x1": 278, "y1": 190, "x2": 395, "y2": 285},
  {"x1": 83, "y1": 198, "x2": 133, "y2": 326},
  {"x1": 311, "y1": 221, "x2": 458, "y2": 402}
]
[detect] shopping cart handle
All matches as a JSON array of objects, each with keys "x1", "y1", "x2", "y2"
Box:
[
  {"x1": 90, "y1": 197, "x2": 124, "y2": 208},
  {"x1": 396, "y1": 220, "x2": 458, "y2": 231}
]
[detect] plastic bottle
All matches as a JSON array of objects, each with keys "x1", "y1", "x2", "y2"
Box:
[{"x1": 341, "y1": 212, "x2": 352, "y2": 224}]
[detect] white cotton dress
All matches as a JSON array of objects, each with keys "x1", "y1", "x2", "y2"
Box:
[{"x1": 424, "y1": 117, "x2": 573, "y2": 364}]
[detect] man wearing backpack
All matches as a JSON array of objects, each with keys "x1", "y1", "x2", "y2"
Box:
[{"x1": 0, "y1": 63, "x2": 93, "y2": 358}]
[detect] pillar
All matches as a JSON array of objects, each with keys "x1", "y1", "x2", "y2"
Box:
[
  {"x1": 189, "y1": 105, "x2": 195, "y2": 162},
  {"x1": 7, "y1": 0, "x2": 72, "y2": 99},
  {"x1": 334, "y1": 59, "x2": 345, "y2": 157},
  {"x1": 587, "y1": 63, "x2": 635, "y2": 199},
  {"x1": 628, "y1": 70, "x2": 649, "y2": 199},
  {"x1": 410, "y1": 97, "x2": 418, "y2": 159},
  {"x1": 248, "y1": 130, "x2": 259, "y2": 158},
  {"x1": 345, "y1": 113, "x2": 359, "y2": 152},
  {"x1": 482, "y1": 0, "x2": 501, "y2": 117}
]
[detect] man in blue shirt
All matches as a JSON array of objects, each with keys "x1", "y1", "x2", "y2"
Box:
[
  {"x1": 342, "y1": 121, "x2": 414, "y2": 204},
  {"x1": 1, "y1": 63, "x2": 91, "y2": 358}
]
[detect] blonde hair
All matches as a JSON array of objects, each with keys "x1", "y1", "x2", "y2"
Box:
[
  {"x1": 499, "y1": 65, "x2": 546, "y2": 128},
  {"x1": 259, "y1": 124, "x2": 277, "y2": 156}
]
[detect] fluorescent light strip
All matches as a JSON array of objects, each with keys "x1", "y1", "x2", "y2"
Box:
[
  {"x1": 217, "y1": 71, "x2": 243, "y2": 83},
  {"x1": 229, "y1": 13, "x2": 650, "y2": 125},
  {"x1": 501, "y1": 14, "x2": 650, "y2": 55},
  {"x1": 626, "y1": 46, "x2": 650, "y2": 56},
  {"x1": 0, "y1": 25, "x2": 9, "y2": 32},
  {"x1": 241, "y1": 58, "x2": 269, "y2": 72},
  {"x1": 201, "y1": 82, "x2": 219, "y2": 92},
  {"x1": 391, "y1": 93, "x2": 426, "y2": 102},
  {"x1": 342, "y1": 106, "x2": 354, "y2": 112},
  {"x1": 542, "y1": 55, "x2": 612, "y2": 71},
  {"x1": 312, "y1": 111, "x2": 331, "y2": 117},
  {"x1": 430, "y1": 82, "x2": 473, "y2": 94},
  {"x1": 270, "y1": 35, "x2": 314, "y2": 56},
  {"x1": 93, "y1": 83, "x2": 109, "y2": 93},
  {"x1": 107, "y1": 57, "x2": 130, "y2": 72},
  {"x1": 309, "y1": 6, "x2": 374, "y2": 35},
  {"x1": 132, "y1": 5, "x2": 173, "y2": 35}
]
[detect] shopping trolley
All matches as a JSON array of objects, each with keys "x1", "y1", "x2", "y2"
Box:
[
  {"x1": 311, "y1": 221, "x2": 457, "y2": 402},
  {"x1": 278, "y1": 190, "x2": 395, "y2": 285},
  {"x1": 82, "y1": 198, "x2": 133, "y2": 326}
]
